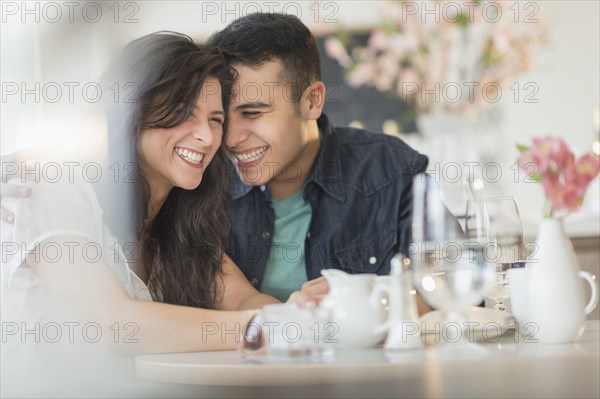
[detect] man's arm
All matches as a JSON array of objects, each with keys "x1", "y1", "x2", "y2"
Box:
[
  {"x1": 214, "y1": 254, "x2": 280, "y2": 311},
  {"x1": 214, "y1": 255, "x2": 325, "y2": 310}
]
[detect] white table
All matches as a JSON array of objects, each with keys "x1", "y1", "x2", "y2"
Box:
[{"x1": 134, "y1": 320, "x2": 600, "y2": 398}]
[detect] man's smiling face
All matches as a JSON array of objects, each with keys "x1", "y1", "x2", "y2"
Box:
[{"x1": 225, "y1": 61, "x2": 314, "y2": 187}]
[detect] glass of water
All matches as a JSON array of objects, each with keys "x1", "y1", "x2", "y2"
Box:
[
  {"x1": 473, "y1": 197, "x2": 526, "y2": 312},
  {"x1": 410, "y1": 174, "x2": 496, "y2": 357},
  {"x1": 261, "y1": 303, "x2": 334, "y2": 362}
]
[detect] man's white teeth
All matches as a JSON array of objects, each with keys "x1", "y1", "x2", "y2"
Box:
[
  {"x1": 236, "y1": 147, "x2": 268, "y2": 163},
  {"x1": 175, "y1": 148, "x2": 204, "y2": 164}
]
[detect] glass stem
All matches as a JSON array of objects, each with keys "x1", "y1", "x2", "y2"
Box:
[{"x1": 445, "y1": 309, "x2": 469, "y2": 345}]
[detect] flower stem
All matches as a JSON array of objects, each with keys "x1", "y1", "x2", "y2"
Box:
[{"x1": 544, "y1": 198, "x2": 553, "y2": 218}]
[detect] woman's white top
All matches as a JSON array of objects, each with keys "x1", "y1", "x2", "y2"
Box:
[{"x1": 1, "y1": 174, "x2": 152, "y2": 394}]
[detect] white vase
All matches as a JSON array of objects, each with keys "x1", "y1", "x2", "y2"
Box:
[{"x1": 525, "y1": 218, "x2": 598, "y2": 343}]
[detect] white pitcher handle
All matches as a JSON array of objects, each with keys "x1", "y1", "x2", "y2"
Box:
[
  {"x1": 370, "y1": 282, "x2": 390, "y2": 334},
  {"x1": 578, "y1": 271, "x2": 599, "y2": 316}
]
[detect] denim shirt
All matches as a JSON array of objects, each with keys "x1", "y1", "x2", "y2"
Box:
[{"x1": 226, "y1": 114, "x2": 428, "y2": 288}]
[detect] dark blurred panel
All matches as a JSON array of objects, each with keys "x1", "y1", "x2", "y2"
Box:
[{"x1": 317, "y1": 35, "x2": 417, "y2": 134}]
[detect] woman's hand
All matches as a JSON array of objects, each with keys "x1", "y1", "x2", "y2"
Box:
[{"x1": 286, "y1": 276, "x2": 329, "y2": 307}]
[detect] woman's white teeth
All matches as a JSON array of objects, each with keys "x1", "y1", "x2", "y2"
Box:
[
  {"x1": 237, "y1": 147, "x2": 268, "y2": 162},
  {"x1": 175, "y1": 148, "x2": 204, "y2": 164}
]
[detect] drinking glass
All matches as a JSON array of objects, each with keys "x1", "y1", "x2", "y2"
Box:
[
  {"x1": 260, "y1": 303, "x2": 334, "y2": 362},
  {"x1": 410, "y1": 174, "x2": 496, "y2": 357},
  {"x1": 475, "y1": 197, "x2": 526, "y2": 312}
]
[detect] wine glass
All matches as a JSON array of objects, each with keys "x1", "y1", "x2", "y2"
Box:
[
  {"x1": 410, "y1": 174, "x2": 496, "y2": 357},
  {"x1": 476, "y1": 197, "x2": 526, "y2": 313}
]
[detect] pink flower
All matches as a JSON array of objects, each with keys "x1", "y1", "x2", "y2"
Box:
[
  {"x1": 368, "y1": 28, "x2": 389, "y2": 52},
  {"x1": 573, "y1": 153, "x2": 600, "y2": 185},
  {"x1": 324, "y1": 37, "x2": 352, "y2": 68},
  {"x1": 551, "y1": 184, "x2": 585, "y2": 214},
  {"x1": 389, "y1": 32, "x2": 419, "y2": 55},
  {"x1": 546, "y1": 137, "x2": 574, "y2": 171},
  {"x1": 518, "y1": 136, "x2": 600, "y2": 217},
  {"x1": 490, "y1": 27, "x2": 512, "y2": 57},
  {"x1": 521, "y1": 136, "x2": 574, "y2": 175},
  {"x1": 347, "y1": 62, "x2": 376, "y2": 88}
]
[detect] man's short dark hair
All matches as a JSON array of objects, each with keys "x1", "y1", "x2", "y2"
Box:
[{"x1": 207, "y1": 13, "x2": 321, "y2": 102}]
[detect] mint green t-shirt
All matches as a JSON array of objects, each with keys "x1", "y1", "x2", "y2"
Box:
[{"x1": 260, "y1": 190, "x2": 311, "y2": 302}]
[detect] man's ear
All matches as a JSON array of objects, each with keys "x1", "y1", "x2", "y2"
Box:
[{"x1": 300, "y1": 81, "x2": 326, "y2": 120}]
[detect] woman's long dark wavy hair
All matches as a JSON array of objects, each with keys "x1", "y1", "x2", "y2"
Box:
[{"x1": 99, "y1": 32, "x2": 233, "y2": 308}]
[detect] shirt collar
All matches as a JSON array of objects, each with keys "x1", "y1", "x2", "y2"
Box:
[
  {"x1": 229, "y1": 163, "x2": 252, "y2": 200},
  {"x1": 306, "y1": 114, "x2": 346, "y2": 202},
  {"x1": 229, "y1": 113, "x2": 346, "y2": 202}
]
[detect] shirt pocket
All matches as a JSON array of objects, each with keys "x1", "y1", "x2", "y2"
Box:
[{"x1": 334, "y1": 227, "x2": 398, "y2": 274}]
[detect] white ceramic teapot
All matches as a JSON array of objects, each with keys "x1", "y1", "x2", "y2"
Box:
[{"x1": 319, "y1": 269, "x2": 387, "y2": 349}]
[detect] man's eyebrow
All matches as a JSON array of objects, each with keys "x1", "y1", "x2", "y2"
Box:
[
  {"x1": 234, "y1": 102, "x2": 271, "y2": 111},
  {"x1": 192, "y1": 107, "x2": 225, "y2": 117}
]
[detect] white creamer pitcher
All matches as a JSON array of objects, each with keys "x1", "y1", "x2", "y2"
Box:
[{"x1": 319, "y1": 269, "x2": 387, "y2": 349}]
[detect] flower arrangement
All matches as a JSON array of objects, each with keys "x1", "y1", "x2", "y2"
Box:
[
  {"x1": 325, "y1": 0, "x2": 547, "y2": 119},
  {"x1": 517, "y1": 136, "x2": 600, "y2": 218}
]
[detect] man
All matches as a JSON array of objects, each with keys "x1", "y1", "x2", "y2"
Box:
[{"x1": 206, "y1": 13, "x2": 429, "y2": 306}]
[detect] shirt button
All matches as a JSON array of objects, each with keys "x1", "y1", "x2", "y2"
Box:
[
  {"x1": 250, "y1": 278, "x2": 259, "y2": 286},
  {"x1": 369, "y1": 256, "x2": 377, "y2": 265},
  {"x1": 262, "y1": 231, "x2": 271, "y2": 239},
  {"x1": 307, "y1": 232, "x2": 311, "y2": 239},
  {"x1": 260, "y1": 185, "x2": 267, "y2": 192}
]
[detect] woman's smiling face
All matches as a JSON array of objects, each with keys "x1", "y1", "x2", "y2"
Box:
[{"x1": 137, "y1": 78, "x2": 225, "y2": 197}]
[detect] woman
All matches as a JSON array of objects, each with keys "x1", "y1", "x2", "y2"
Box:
[{"x1": 0, "y1": 32, "x2": 308, "y2": 360}]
